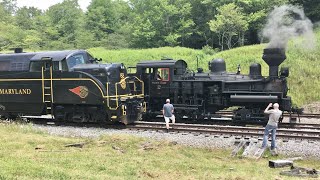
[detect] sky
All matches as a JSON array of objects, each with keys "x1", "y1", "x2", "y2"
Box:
[{"x1": 16, "y1": 0, "x2": 92, "y2": 11}]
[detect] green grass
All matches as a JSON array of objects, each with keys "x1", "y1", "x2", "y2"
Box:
[
  {"x1": 88, "y1": 32, "x2": 320, "y2": 106},
  {"x1": 0, "y1": 123, "x2": 319, "y2": 179},
  {"x1": 88, "y1": 46, "x2": 213, "y2": 70}
]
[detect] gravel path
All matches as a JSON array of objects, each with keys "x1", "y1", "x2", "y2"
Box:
[{"x1": 32, "y1": 124, "x2": 320, "y2": 159}]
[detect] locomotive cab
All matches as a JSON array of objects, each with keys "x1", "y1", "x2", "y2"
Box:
[
  {"x1": 135, "y1": 60, "x2": 187, "y2": 115},
  {"x1": 29, "y1": 50, "x2": 92, "y2": 72}
]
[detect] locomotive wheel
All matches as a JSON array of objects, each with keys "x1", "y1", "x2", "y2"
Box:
[
  {"x1": 71, "y1": 112, "x2": 92, "y2": 123},
  {"x1": 97, "y1": 114, "x2": 109, "y2": 126},
  {"x1": 142, "y1": 113, "x2": 156, "y2": 121},
  {"x1": 53, "y1": 105, "x2": 66, "y2": 125},
  {"x1": 174, "y1": 112, "x2": 183, "y2": 121},
  {"x1": 7, "y1": 114, "x2": 17, "y2": 120}
]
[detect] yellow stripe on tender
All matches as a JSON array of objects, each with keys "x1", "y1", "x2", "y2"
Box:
[
  {"x1": 0, "y1": 76, "x2": 145, "y2": 102},
  {"x1": 0, "y1": 78, "x2": 106, "y2": 98}
]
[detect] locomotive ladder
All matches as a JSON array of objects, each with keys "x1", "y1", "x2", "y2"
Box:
[{"x1": 41, "y1": 59, "x2": 53, "y2": 115}]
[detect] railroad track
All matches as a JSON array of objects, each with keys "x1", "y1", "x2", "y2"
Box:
[
  {"x1": 3, "y1": 118, "x2": 319, "y2": 141},
  {"x1": 146, "y1": 115, "x2": 320, "y2": 129},
  {"x1": 4, "y1": 115, "x2": 320, "y2": 140},
  {"x1": 129, "y1": 121, "x2": 320, "y2": 141},
  {"x1": 216, "y1": 110, "x2": 320, "y2": 119},
  {"x1": 16, "y1": 114, "x2": 320, "y2": 131},
  {"x1": 279, "y1": 122, "x2": 320, "y2": 130}
]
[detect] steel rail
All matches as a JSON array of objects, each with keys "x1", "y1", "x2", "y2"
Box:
[
  {"x1": 279, "y1": 123, "x2": 320, "y2": 130},
  {"x1": 146, "y1": 116, "x2": 320, "y2": 130},
  {"x1": 129, "y1": 121, "x2": 320, "y2": 141},
  {"x1": 215, "y1": 110, "x2": 320, "y2": 119}
]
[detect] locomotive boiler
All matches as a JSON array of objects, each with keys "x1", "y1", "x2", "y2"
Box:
[
  {"x1": 0, "y1": 49, "x2": 144, "y2": 124},
  {"x1": 132, "y1": 48, "x2": 298, "y2": 124}
]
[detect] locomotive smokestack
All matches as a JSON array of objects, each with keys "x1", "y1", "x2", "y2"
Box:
[{"x1": 262, "y1": 48, "x2": 286, "y2": 77}]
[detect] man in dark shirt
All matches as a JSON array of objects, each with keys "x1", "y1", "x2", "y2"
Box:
[
  {"x1": 156, "y1": 71, "x2": 162, "y2": 80},
  {"x1": 163, "y1": 99, "x2": 175, "y2": 132}
]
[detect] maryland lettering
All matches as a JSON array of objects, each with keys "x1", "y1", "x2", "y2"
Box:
[{"x1": 0, "y1": 89, "x2": 32, "y2": 94}]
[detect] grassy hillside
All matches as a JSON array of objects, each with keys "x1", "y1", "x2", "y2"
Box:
[
  {"x1": 88, "y1": 46, "x2": 212, "y2": 69},
  {"x1": 88, "y1": 34, "x2": 320, "y2": 106}
]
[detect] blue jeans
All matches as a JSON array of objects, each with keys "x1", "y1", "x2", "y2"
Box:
[{"x1": 261, "y1": 124, "x2": 277, "y2": 149}]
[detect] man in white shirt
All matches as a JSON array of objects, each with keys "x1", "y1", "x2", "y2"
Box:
[{"x1": 261, "y1": 103, "x2": 282, "y2": 152}]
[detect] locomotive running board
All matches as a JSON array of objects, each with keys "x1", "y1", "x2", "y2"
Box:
[{"x1": 230, "y1": 95, "x2": 278, "y2": 102}]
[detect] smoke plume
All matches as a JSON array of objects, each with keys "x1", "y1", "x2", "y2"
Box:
[{"x1": 262, "y1": 5, "x2": 315, "y2": 49}]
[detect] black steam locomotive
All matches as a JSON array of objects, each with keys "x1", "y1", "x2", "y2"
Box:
[
  {"x1": 0, "y1": 49, "x2": 144, "y2": 124},
  {"x1": 132, "y1": 48, "x2": 298, "y2": 124}
]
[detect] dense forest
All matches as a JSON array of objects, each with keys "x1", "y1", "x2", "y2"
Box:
[{"x1": 0, "y1": 0, "x2": 318, "y2": 51}]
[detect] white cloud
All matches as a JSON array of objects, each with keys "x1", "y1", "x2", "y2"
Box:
[{"x1": 16, "y1": 0, "x2": 91, "y2": 11}]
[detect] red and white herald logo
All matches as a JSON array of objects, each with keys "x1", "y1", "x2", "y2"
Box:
[{"x1": 69, "y1": 86, "x2": 89, "y2": 98}]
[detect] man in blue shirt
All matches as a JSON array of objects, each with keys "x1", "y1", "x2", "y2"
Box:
[{"x1": 163, "y1": 99, "x2": 175, "y2": 132}]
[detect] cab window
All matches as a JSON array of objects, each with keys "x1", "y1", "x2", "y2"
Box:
[
  {"x1": 0, "y1": 61, "x2": 10, "y2": 71},
  {"x1": 142, "y1": 68, "x2": 153, "y2": 79},
  {"x1": 53, "y1": 61, "x2": 59, "y2": 71},
  {"x1": 29, "y1": 61, "x2": 43, "y2": 72},
  {"x1": 67, "y1": 54, "x2": 86, "y2": 68},
  {"x1": 30, "y1": 61, "x2": 53, "y2": 72},
  {"x1": 87, "y1": 53, "x2": 95, "y2": 63},
  {"x1": 159, "y1": 68, "x2": 170, "y2": 81},
  {"x1": 61, "y1": 59, "x2": 68, "y2": 71}
]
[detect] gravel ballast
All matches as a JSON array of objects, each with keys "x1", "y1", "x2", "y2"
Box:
[{"x1": 33, "y1": 124, "x2": 320, "y2": 159}]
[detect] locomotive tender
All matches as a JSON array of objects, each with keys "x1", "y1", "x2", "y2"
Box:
[
  {"x1": 133, "y1": 48, "x2": 297, "y2": 124},
  {"x1": 0, "y1": 49, "x2": 144, "y2": 124}
]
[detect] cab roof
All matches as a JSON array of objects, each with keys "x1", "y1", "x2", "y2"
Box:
[
  {"x1": 0, "y1": 50, "x2": 87, "y2": 62},
  {"x1": 136, "y1": 59, "x2": 187, "y2": 68},
  {"x1": 30, "y1": 50, "x2": 87, "y2": 61}
]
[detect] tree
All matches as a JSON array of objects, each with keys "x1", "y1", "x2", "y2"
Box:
[
  {"x1": 289, "y1": 0, "x2": 320, "y2": 22},
  {"x1": 236, "y1": 0, "x2": 289, "y2": 44},
  {"x1": 128, "y1": 0, "x2": 194, "y2": 48},
  {"x1": 0, "y1": 22, "x2": 25, "y2": 49},
  {"x1": 208, "y1": 3, "x2": 248, "y2": 50},
  {"x1": 188, "y1": 0, "x2": 289, "y2": 48},
  {"x1": 74, "y1": 28, "x2": 97, "y2": 49},
  {"x1": 0, "y1": 0, "x2": 16, "y2": 23},
  {"x1": 85, "y1": 0, "x2": 131, "y2": 48},
  {"x1": 86, "y1": 0, "x2": 117, "y2": 40},
  {"x1": 23, "y1": 30, "x2": 42, "y2": 49},
  {"x1": 45, "y1": 0, "x2": 83, "y2": 48},
  {"x1": 0, "y1": 0, "x2": 17, "y2": 14},
  {"x1": 15, "y1": 6, "x2": 42, "y2": 30}
]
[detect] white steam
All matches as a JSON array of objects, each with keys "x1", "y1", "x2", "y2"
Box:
[{"x1": 262, "y1": 5, "x2": 315, "y2": 49}]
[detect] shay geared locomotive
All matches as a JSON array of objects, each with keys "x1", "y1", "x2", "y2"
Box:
[
  {"x1": 132, "y1": 48, "x2": 300, "y2": 124},
  {"x1": 0, "y1": 49, "x2": 144, "y2": 124}
]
